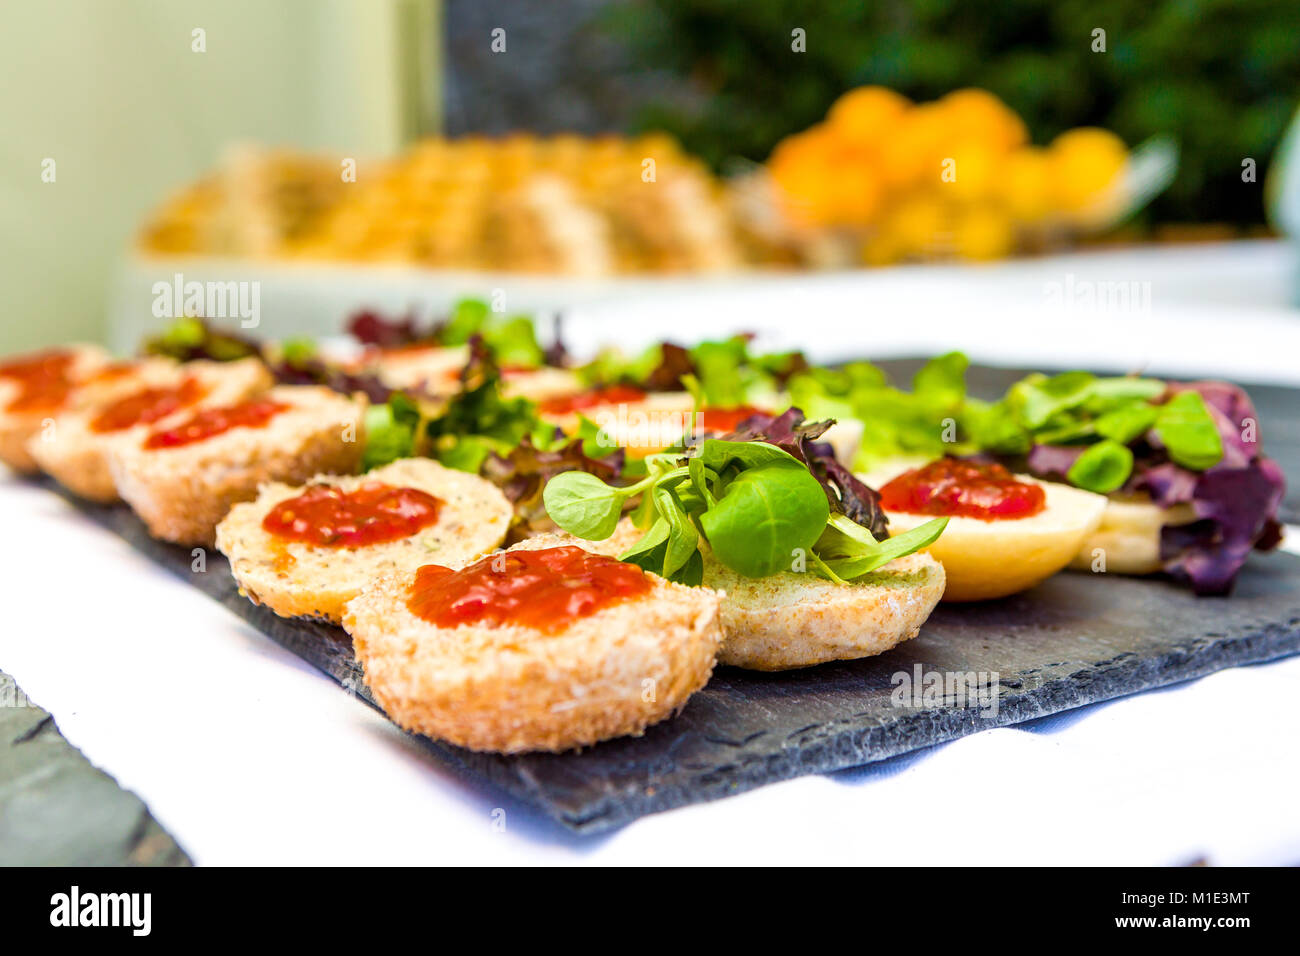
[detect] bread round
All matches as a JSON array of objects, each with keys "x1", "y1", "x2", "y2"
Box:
[
  {"x1": 511, "y1": 518, "x2": 647, "y2": 556},
  {"x1": 361, "y1": 344, "x2": 469, "y2": 394},
  {"x1": 216, "y1": 458, "x2": 513, "y2": 622},
  {"x1": 1069, "y1": 493, "x2": 1198, "y2": 575},
  {"x1": 704, "y1": 551, "x2": 946, "y2": 671},
  {"x1": 523, "y1": 517, "x2": 943, "y2": 672},
  {"x1": 882, "y1": 476, "x2": 1107, "y2": 601},
  {"x1": 0, "y1": 345, "x2": 110, "y2": 474},
  {"x1": 541, "y1": 391, "x2": 696, "y2": 446},
  {"x1": 29, "y1": 357, "x2": 272, "y2": 502},
  {"x1": 344, "y1": 539, "x2": 724, "y2": 753},
  {"x1": 500, "y1": 366, "x2": 583, "y2": 404},
  {"x1": 110, "y1": 385, "x2": 366, "y2": 546}
]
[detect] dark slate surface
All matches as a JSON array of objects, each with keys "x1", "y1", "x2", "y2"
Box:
[
  {"x1": 64, "y1": 486, "x2": 1300, "y2": 835},
  {"x1": 0, "y1": 671, "x2": 191, "y2": 866}
]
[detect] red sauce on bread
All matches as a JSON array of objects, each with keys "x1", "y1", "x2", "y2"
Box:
[
  {"x1": 407, "y1": 546, "x2": 652, "y2": 633},
  {"x1": 0, "y1": 350, "x2": 77, "y2": 413},
  {"x1": 879, "y1": 458, "x2": 1046, "y2": 520},
  {"x1": 697, "y1": 405, "x2": 767, "y2": 434},
  {"x1": 88, "y1": 362, "x2": 136, "y2": 383},
  {"x1": 539, "y1": 385, "x2": 647, "y2": 415},
  {"x1": 89, "y1": 378, "x2": 207, "y2": 433},
  {"x1": 142, "y1": 398, "x2": 289, "y2": 450},
  {"x1": 262, "y1": 482, "x2": 442, "y2": 548}
]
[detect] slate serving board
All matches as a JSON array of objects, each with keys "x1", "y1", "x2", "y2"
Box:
[
  {"x1": 64, "y1": 489, "x2": 1300, "y2": 834},
  {"x1": 46, "y1": 362, "x2": 1300, "y2": 834}
]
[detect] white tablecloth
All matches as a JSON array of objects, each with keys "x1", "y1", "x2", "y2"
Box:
[{"x1": 2, "y1": 478, "x2": 1297, "y2": 866}]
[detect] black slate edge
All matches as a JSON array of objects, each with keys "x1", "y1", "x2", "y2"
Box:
[
  {"x1": 536, "y1": 624, "x2": 1300, "y2": 832},
  {"x1": 51, "y1": 480, "x2": 1300, "y2": 835}
]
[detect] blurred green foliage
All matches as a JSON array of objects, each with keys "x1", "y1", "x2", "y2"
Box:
[{"x1": 603, "y1": 0, "x2": 1300, "y2": 224}]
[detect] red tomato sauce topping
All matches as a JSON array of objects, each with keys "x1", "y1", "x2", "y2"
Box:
[
  {"x1": 89, "y1": 362, "x2": 136, "y2": 383},
  {"x1": 0, "y1": 350, "x2": 77, "y2": 413},
  {"x1": 89, "y1": 378, "x2": 208, "y2": 433},
  {"x1": 696, "y1": 405, "x2": 768, "y2": 434},
  {"x1": 879, "y1": 458, "x2": 1046, "y2": 520},
  {"x1": 262, "y1": 482, "x2": 442, "y2": 548},
  {"x1": 539, "y1": 385, "x2": 647, "y2": 416},
  {"x1": 407, "y1": 546, "x2": 652, "y2": 633},
  {"x1": 143, "y1": 399, "x2": 289, "y2": 450}
]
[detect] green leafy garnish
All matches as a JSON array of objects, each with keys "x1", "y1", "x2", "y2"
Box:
[
  {"x1": 814, "y1": 513, "x2": 949, "y2": 582},
  {"x1": 360, "y1": 398, "x2": 418, "y2": 471},
  {"x1": 543, "y1": 434, "x2": 946, "y2": 586},
  {"x1": 542, "y1": 470, "x2": 638, "y2": 540},
  {"x1": 1153, "y1": 391, "x2": 1224, "y2": 470},
  {"x1": 698, "y1": 462, "x2": 829, "y2": 577},
  {"x1": 361, "y1": 347, "x2": 556, "y2": 473},
  {"x1": 1066, "y1": 439, "x2": 1134, "y2": 493}
]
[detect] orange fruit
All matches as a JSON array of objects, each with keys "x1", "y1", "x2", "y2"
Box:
[
  {"x1": 942, "y1": 139, "x2": 1003, "y2": 203},
  {"x1": 878, "y1": 102, "x2": 951, "y2": 188},
  {"x1": 937, "y1": 88, "x2": 1028, "y2": 154},
  {"x1": 998, "y1": 146, "x2": 1053, "y2": 222},
  {"x1": 881, "y1": 193, "x2": 951, "y2": 257},
  {"x1": 1049, "y1": 127, "x2": 1128, "y2": 222},
  {"x1": 827, "y1": 86, "x2": 912, "y2": 148},
  {"x1": 953, "y1": 204, "x2": 1016, "y2": 260}
]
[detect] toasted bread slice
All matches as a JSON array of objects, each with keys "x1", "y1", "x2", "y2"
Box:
[
  {"x1": 343, "y1": 539, "x2": 723, "y2": 753},
  {"x1": 884, "y1": 477, "x2": 1107, "y2": 601},
  {"x1": 216, "y1": 458, "x2": 513, "y2": 622},
  {"x1": 110, "y1": 385, "x2": 366, "y2": 546},
  {"x1": 356, "y1": 344, "x2": 469, "y2": 395},
  {"x1": 29, "y1": 357, "x2": 272, "y2": 502},
  {"x1": 516, "y1": 517, "x2": 943, "y2": 671},
  {"x1": 702, "y1": 551, "x2": 946, "y2": 670},
  {"x1": 540, "y1": 390, "x2": 696, "y2": 436},
  {"x1": 1069, "y1": 493, "x2": 1198, "y2": 575},
  {"x1": 499, "y1": 366, "x2": 584, "y2": 404},
  {"x1": 860, "y1": 462, "x2": 1109, "y2": 601},
  {"x1": 0, "y1": 344, "x2": 111, "y2": 473}
]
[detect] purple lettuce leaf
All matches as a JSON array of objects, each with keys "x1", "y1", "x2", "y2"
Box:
[
  {"x1": 1160, "y1": 456, "x2": 1286, "y2": 595},
  {"x1": 1023, "y1": 379, "x2": 1285, "y2": 595}
]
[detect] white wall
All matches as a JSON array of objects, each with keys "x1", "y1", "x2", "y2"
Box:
[{"x1": 0, "y1": 0, "x2": 438, "y2": 352}]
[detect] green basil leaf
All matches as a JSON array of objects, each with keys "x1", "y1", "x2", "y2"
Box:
[
  {"x1": 1009, "y1": 371, "x2": 1095, "y2": 429},
  {"x1": 825, "y1": 512, "x2": 882, "y2": 548},
  {"x1": 961, "y1": 398, "x2": 1031, "y2": 455},
  {"x1": 1154, "y1": 391, "x2": 1224, "y2": 470},
  {"x1": 696, "y1": 438, "x2": 801, "y2": 474},
  {"x1": 689, "y1": 338, "x2": 750, "y2": 407},
  {"x1": 654, "y1": 485, "x2": 699, "y2": 578},
  {"x1": 1080, "y1": 376, "x2": 1165, "y2": 413},
  {"x1": 542, "y1": 471, "x2": 626, "y2": 539},
  {"x1": 440, "y1": 298, "x2": 489, "y2": 344},
  {"x1": 483, "y1": 315, "x2": 544, "y2": 367},
  {"x1": 574, "y1": 414, "x2": 623, "y2": 459},
  {"x1": 818, "y1": 517, "x2": 948, "y2": 580},
  {"x1": 699, "y1": 462, "x2": 829, "y2": 577},
  {"x1": 688, "y1": 456, "x2": 717, "y2": 508},
  {"x1": 1094, "y1": 403, "x2": 1158, "y2": 445},
  {"x1": 435, "y1": 435, "x2": 496, "y2": 474},
  {"x1": 1066, "y1": 439, "x2": 1134, "y2": 493},
  {"x1": 620, "y1": 516, "x2": 669, "y2": 563},
  {"x1": 672, "y1": 549, "x2": 704, "y2": 587},
  {"x1": 911, "y1": 351, "x2": 968, "y2": 410},
  {"x1": 361, "y1": 403, "x2": 415, "y2": 471}
]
